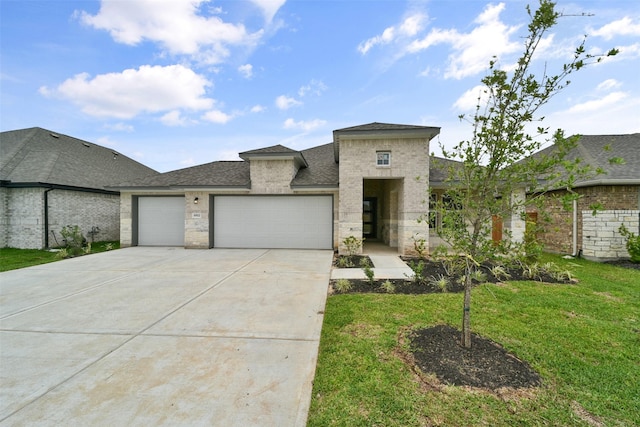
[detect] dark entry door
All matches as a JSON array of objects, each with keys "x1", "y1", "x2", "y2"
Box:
[{"x1": 363, "y1": 198, "x2": 377, "y2": 239}]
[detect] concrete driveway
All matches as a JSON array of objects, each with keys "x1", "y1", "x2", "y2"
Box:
[{"x1": 0, "y1": 247, "x2": 333, "y2": 426}]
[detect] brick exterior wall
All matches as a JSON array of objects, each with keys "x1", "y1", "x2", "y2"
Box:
[
  {"x1": 531, "y1": 185, "x2": 640, "y2": 258},
  {"x1": 1, "y1": 187, "x2": 119, "y2": 249},
  {"x1": 338, "y1": 137, "x2": 430, "y2": 255},
  {"x1": 249, "y1": 159, "x2": 297, "y2": 194},
  {"x1": 0, "y1": 187, "x2": 8, "y2": 248}
]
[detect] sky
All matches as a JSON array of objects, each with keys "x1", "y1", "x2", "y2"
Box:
[{"x1": 1, "y1": 0, "x2": 639, "y2": 173}]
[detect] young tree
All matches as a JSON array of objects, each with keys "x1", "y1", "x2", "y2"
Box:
[{"x1": 433, "y1": 0, "x2": 618, "y2": 349}]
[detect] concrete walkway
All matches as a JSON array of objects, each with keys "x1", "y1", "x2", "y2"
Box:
[
  {"x1": 330, "y1": 243, "x2": 415, "y2": 280},
  {"x1": 0, "y1": 247, "x2": 333, "y2": 426}
]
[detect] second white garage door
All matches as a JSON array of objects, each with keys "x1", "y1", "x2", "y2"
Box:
[{"x1": 213, "y1": 195, "x2": 333, "y2": 249}]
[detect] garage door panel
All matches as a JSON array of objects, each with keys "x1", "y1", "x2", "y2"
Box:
[
  {"x1": 213, "y1": 196, "x2": 332, "y2": 249},
  {"x1": 138, "y1": 197, "x2": 185, "y2": 246}
]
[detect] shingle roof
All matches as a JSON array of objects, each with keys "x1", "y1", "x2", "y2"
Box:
[
  {"x1": 291, "y1": 143, "x2": 338, "y2": 187},
  {"x1": 334, "y1": 122, "x2": 438, "y2": 132},
  {"x1": 0, "y1": 127, "x2": 158, "y2": 191},
  {"x1": 240, "y1": 144, "x2": 299, "y2": 156},
  {"x1": 429, "y1": 156, "x2": 464, "y2": 185},
  {"x1": 112, "y1": 161, "x2": 250, "y2": 189},
  {"x1": 534, "y1": 134, "x2": 640, "y2": 186}
]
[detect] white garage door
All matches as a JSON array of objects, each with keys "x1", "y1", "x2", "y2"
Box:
[
  {"x1": 138, "y1": 197, "x2": 185, "y2": 246},
  {"x1": 213, "y1": 196, "x2": 333, "y2": 249}
]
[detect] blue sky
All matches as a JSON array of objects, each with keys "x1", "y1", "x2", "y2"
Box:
[{"x1": 2, "y1": 0, "x2": 639, "y2": 172}]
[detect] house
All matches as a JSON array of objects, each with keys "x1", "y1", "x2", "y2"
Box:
[
  {"x1": 111, "y1": 123, "x2": 440, "y2": 255},
  {"x1": 0, "y1": 127, "x2": 158, "y2": 249},
  {"x1": 527, "y1": 134, "x2": 640, "y2": 261}
]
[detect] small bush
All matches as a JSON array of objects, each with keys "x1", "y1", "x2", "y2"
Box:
[
  {"x1": 363, "y1": 265, "x2": 375, "y2": 285},
  {"x1": 59, "y1": 225, "x2": 87, "y2": 257},
  {"x1": 490, "y1": 265, "x2": 511, "y2": 281},
  {"x1": 619, "y1": 224, "x2": 640, "y2": 263},
  {"x1": 334, "y1": 279, "x2": 352, "y2": 293},
  {"x1": 380, "y1": 280, "x2": 396, "y2": 293},
  {"x1": 336, "y1": 256, "x2": 353, "y2": 268},
  {"x1": 343, "y1": 236, "x2": 364, "y2": 256},
  {"x1": 407, "y1": 259, "x2": 425, "y2": 283},
  {"x1": 359, "y1": 257, "x2": 372, "y2": 268},
  {"x1": 428, "y1": 274, "x2": 449, "y2": 292}
]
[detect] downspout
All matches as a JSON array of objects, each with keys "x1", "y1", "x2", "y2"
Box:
[
  {"x1": 572, "y1": 198, "x2": 578, "y2": 257},
  {"x1": 44, "y1": 187, "x2": 53, "y2": 248}
]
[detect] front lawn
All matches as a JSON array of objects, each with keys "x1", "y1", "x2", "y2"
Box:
[
  {"x1": 0, "y1": 241, "x2": 120, "y2": 272},
  {"x1": 308, "y1": 255, "x2": 640, "y2": 426}
]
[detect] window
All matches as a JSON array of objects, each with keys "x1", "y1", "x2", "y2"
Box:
[{"x1": 376, "y1": 151, "x2": 390, "y2": 166}]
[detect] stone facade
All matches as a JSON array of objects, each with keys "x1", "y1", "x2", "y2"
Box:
[
  {"x1": 582, "y1": 209, "x2": 639, "y2": 260},
  {"x1": 338, "y1": 137, "x2": 430, "y2": 255},
  {"x1": 0, "y1": 187, "x2": 119, "y2": 249}
]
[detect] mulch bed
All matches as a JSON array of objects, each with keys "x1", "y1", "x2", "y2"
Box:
[
  {"x1": 331, "y1": 256, "x2": 572, "y2": 294},
  {"x1": 604, "y1": 259, "x2": 640, "y2": 270},
  {"x1": 406, "y1": 325, "x2": 541, "y2": 391}
]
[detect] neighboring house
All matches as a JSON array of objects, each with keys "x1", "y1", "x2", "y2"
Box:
[
  {"x1": 111, "y1": 123, "x2": 440, "y2": 255},
  {"x1": 526, "y1": 134, "x2": 640, "y2": 261},
  {"x1": 0, "y1": 127, "x2": 158, "y2": 249}
]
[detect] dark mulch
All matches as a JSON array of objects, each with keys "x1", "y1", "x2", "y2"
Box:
[
  {"x1": 604, "y1": 259, "x2": 640, "y2": 270},
  {"x1": 407, "y1": 324, "x2": 541, "y2": 391},
  {"x1": 331, "y1": 257, "x2": 572, "y2": 295}
]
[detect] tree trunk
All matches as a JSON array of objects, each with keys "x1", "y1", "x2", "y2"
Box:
[{"x1": 461, "y1": 262, "x2": 472, "y2": 349}]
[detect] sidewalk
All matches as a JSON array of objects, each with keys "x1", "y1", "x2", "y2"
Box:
[{"x1": 331, "y1": 253, "x2": 415, "y2": 280}]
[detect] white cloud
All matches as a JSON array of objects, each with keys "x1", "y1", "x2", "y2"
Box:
[
  {"x1": 409, "y1": 3, "x2": 521, "y2": 79},
  {"x1": 566, "y1": 92, "x2": 629, "y2": 114},
  {"x1": 251, "y1": 104, "x2": 265, "y2": 113},
  {"x1": 298, "y1": 79, "x2": 327, "y2": 97},
  {"x1": 78, "y1": 0, "x2": 263, "y2": 64},
  {"x1": 251, "y1": 0, "x2": 287, "y2": 24},
  {"x1": 283, "y1": 118, "x2": 326, "y2": 131},
  {"x1": 590, "y1": 17, "x2": 640, "y2": 40},
  {"x1": 358, "y1": 12, "x2": 427, "y2": 54},
  {"x1": 180, "y1": 157, "x2": 197, "y2": 167},
  {"x1": 161, "y1": 110, "x2": 188, "y2": 126},
  {"x1": 596, "y1": 79, "x2": 621, "y2": 92},
  {"x1": 452, "y1": 84, "x2": 488, "y2": 112},
  {"x1": 275, "y1": 95, "x2": 302, "y2": 110},
  {"x1": 104, "y1": 122, "x2": 134, "y2": 132},
  {"x1": 202, "y1": 109, "x2": 234, "y2": 124},
  {"x1": 39, "y1": 64, "x2": 213, "y2": 119},
  {"x1": 238, "y1": 64, "x2": 254, "y2": 79}
]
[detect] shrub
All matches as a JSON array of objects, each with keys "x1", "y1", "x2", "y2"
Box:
[
  {"x1": 380, "y1": 280, "x2": 396, "y2": 293},
  {"x1": 428, "y1": 274, "x2": 449, "y2": 293},
  {"x1": 411, "y1": 234, "x2": 428, "y2": 259},
  {"x1": 343, "y1": 236, "x2": 364, "y2": 256},
  {"x1": 59, "y1": 225, "x2": 86, "y2": 257},
  {"x1": 363, "y1": 265, "x2": 375, "y2": 285},
  {"x1": 334, "y1": 279, "x2": 352, "y2": 293},
  {"x1": 619, "y1": 224, "x2": 640, "y2": 263}
]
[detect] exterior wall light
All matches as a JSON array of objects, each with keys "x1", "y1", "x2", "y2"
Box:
[{"x1": 194, "y1": 197, "x2": 199, "y2": 204}]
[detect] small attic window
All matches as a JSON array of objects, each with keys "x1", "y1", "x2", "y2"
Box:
[{"x1": 376, "y1": 151, "x2": 391, "y2": 167}]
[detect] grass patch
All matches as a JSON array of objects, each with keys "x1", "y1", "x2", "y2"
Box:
[
  {"x1": 0, "y1": 241, "x2": 120, "y2": 272},
  {"x1": 309, "y1": 254, "x2": 640, "y2": 426}
]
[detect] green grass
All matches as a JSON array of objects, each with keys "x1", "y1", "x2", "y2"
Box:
[
  {"x1": 308, "y1": 254, "x2": 640, "y2": 426},
  {"x1": 0, "y1": 241, "x2": 120, "y2": 272}
]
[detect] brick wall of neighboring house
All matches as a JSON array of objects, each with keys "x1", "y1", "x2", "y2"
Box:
[
  {"x1": 531, "y1": 185, "x2": 640, "y2": 257},
  {"x1": 0, "y1": 187, "x2": 120, "y2": 249},
  {"x1": 2, "y1": 187, "x2": 45, "y2": 249},
  {"x1": 0, "y1": 187, "x2": 8, "y2": 247},
  {"x1": 48, "y1": 190, "x2": 120, "y2": 246}
]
